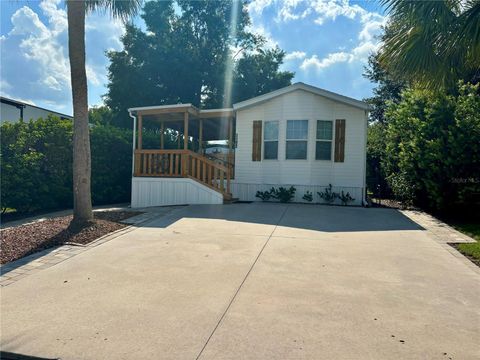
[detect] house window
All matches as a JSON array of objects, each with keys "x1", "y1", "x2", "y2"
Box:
[
  {"x1": 264, "y1": 121, "x2": 278, "y2": 160},
  {"x1": 286, "y1": 120, "x2": 308, "y2": 159},
  {"x1": 316, "y1": 120, "x2": 333, "y2": 160}
]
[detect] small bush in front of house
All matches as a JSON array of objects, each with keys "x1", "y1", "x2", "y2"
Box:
[
  {"x1": 302, "y1": 191, "x2": 313, "y2": 202},
  {"x1": 255, "y1": 189, "x2": 273, "y2": 201},
  {"x1": 318, "y1": 184, "x2": 338, "y2": 204},
  {"x1": 338, "y1": 191, "x2": 355, "y2": 206},
  {"x1": 271, "y1": 186, "x2": 296, "y2": 203},
  {"x1": 387, "y1": 172, "x2": 416, "y2": 208},
  {"x1": 255, "y1": 186, "x2": 297, "y2": 203}
]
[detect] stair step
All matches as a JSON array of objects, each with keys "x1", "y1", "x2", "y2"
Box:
[{"x1": 223, "y1": 197, "x2": 239, "y2": 204}]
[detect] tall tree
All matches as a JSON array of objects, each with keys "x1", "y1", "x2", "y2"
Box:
[
  {"x1": 67, "y1": 0, "x2": 141, "y2": 227},
  {"x1": 363, "y1": 52, "x2": 406, "y2": 124},
  {"x1": 379, "y1": 0, "x2": 480, "y2": 90},
  {"x1": 231, "y1": 47, "x2": 294, "y2": 104},
  {"x1": 104, "y1": 0, "x2": 293, "y2": 127}
]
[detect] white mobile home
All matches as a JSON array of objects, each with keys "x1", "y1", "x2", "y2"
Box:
[{"x1": 128, "y1": 82, "x2": 369, "y2": 207}]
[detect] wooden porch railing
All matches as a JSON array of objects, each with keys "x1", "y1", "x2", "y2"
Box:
[{"x1": 134, "y1": 149, "x2": 232, "y2": 198}]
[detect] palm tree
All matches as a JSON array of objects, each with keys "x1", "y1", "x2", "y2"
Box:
[
  {"x1": 66, "y1": 0, "x2": 142, "y2": 228},
  {"x1": 379, "y1": 0, "x2": 480, "y2": 90}
]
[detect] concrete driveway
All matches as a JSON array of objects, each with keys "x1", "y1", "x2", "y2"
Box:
[{"x1": 1, "y1": 204, "x2": 479, "y2": 359}]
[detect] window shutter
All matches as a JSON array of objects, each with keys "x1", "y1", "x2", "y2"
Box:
[
  {"x1": 334, "y1": 119, "x2": 345, "y2": 162},
  {"x1": 252, "y1": 121, "x2": 262, "y2": 161}
]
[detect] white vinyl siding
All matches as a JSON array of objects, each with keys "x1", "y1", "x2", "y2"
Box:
[
  {"x1": 263, "y1": 121, "x2": 278, "y2": 160},
  {"x1": 233, "y1": 88, "x2": 367, "y2": 200}
]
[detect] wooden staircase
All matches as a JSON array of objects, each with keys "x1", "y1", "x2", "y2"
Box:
[{"x1": 134, "y1": 149, "x2": 233, "y2": 201}]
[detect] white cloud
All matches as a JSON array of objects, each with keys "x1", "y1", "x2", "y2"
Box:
[
  {"x1": 351, "y1": 41, "x2": 378, "y2": 60},
  {"x1": 39, "y1": 0, "x2": 68, "y2": 35},
  {"x1": 285, "y1": 51, "x2": 306, "y2": 61},
  {"x1": 247, "y1": 23, "x2": 278, "y2": 48},
  {"x1": 248, "y1": 0, "x2": 274, "y2": 16},
  {"x1": 300, "y1": 39, "x2": 379, "y2": 72},
  {"x1": 358, "y1": 18, "x2": 386, "y2": 42},
  {"x1": 1, "y1": 0, "x2": 126, "y2": 112},
  {"x1": 86, "y1": 65, "x2": 102, "y2": 87},
  {"x1": 278, "y1": 0, "x2": 311, "y2": 22},
  {"x1": 300, "y1": 52, "x2": 352, "y2": 71},
  {"x1": 9, "y1": 5, "x2": 71, "y2": 92}
]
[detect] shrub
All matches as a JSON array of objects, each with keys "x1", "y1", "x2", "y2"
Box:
[
  {"x1": 271, "y1": 186, "x2": 296, "y2": 203},
  {"x1": 387, "y1": 172, "x2": 416, "y2": 207},
  {"x1": 255, "y1": 186, "x2": 297, "y2": 203},
  {"x1": 383, "y1": 82, "x2": 480, "y2": 211},
  {"x1": 338, "y1": 191, "x2": 355, "y2": 206},
  {"x1": 255, "y1": 189, "x2": 274, "y2": 201},
  {"x1": 90, "y1": 125, "x2": 133, "y2": 204},
  {"x1": 302, "y1": 191, "x2": 313, "y2": 202},
  {"x1": 318, "y1": 184, "x2": 337, "y2": 204},
  {"x1": 1, "y1": 117, "x2": 73, "y2": 213},
  {"x1": 1, "y1": 117, "x2": 136, "y2": 213}
]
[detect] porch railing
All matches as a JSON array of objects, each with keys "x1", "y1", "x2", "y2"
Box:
[{"x1": 134, "y1": 149, "x2": 232, "y2": 197}]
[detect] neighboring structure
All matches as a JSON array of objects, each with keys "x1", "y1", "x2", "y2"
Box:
[
  {"x1": 128, "y1": 82, "x2": 370, "y2": 207},
  {"x1": 0, "y1": 97, "x2": 73, "y2": 124}
]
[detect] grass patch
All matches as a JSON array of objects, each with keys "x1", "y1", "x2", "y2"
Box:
[
  {"x1": 447, "y1": 221, "x2": 480, "y2": 266},
  {"x1": 457, "y1": 242, "x2": 480, "y2": 261}
]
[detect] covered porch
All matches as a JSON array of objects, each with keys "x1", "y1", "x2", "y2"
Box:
[{"x1": 128, "y1": 104, "x2": 235, "y2": 200}]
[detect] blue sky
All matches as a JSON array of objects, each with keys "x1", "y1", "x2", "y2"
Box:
[{"x1": 0, "y1": 0, "x2": 386, "y2": 116}]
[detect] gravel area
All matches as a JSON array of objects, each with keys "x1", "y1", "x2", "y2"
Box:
[{"x1": 1, "y1": 211, "x2": 140, "y2": 265}]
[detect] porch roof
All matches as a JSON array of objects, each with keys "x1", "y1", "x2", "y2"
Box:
[
  {"x1": 128, "y1": 104, "x2": 234, "y2": 120},
  {"x1": 128, "y1": 104, "x2": 234, "y2": 141}
]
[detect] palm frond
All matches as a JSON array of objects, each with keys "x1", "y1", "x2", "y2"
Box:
[
  {"x1": 379, "y1": 0, "x2": 476, "y2": 89},
  {"x1": 456, "y1": 0, "x2": 480, "y2": 64},
  {"x1": 85, "y1": 0, "x2": 143, "y2": 22}
]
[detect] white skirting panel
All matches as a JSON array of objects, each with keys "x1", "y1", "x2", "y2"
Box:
[
  {"x1": 231, "y1": 182, "x2": 365, "y2": 206},
  {"x1": 131, "y1": 177, "x2": 223, "y2": 208}
]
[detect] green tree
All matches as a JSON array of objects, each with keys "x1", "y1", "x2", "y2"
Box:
[
  {"x1": 231, "y1": 47, "x2": 294, "y2": 104},
  {"x1": 89, "y1": 105, "x2": 114, "y2": 126},
  {"x1": 363, "y1": 52, "x2": 406, "y2": 124},
  {"x1": 366, "y1": 122, "x2": 389, "y2": 197},
  {"x1": 66, "y1": 0, "x2": 142, "y2": 227},
  {"x1": 379, "y1": 0, "x2": 480, "y2": 90},
  {"x1": 383, "y1": 83, "x2": 480, "y2": 211},
  {"x1": 104, "y1": 0, "x2": 293, "y2": 127}
]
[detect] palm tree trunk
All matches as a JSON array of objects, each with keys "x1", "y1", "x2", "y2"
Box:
[{"x1": 67, "y1": 0, "x2": 93, "y2": 226}]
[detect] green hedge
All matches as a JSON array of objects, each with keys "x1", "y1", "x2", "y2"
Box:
[
  {"x1": 1, "y1": 116, "x2": 137, "y2": 213},
  {"x1": 382, "y1": 82, "x2": 480, "y2": 211}
]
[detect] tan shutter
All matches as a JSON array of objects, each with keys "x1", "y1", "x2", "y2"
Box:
[
  {"x1": 252, "y1": 120, "x2": 262, "y2": 161},
  {"x1": 334, "y1": 119, "x2": 346, "y2": 162}
]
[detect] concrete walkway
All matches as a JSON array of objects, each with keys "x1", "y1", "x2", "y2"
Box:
[{"x1": 1, "y1": 204, "x2": 479, "y2": 359}]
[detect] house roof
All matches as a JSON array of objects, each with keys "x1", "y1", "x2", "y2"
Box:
[
  {"x1": 232, "y1": 82, "x2": 371, "y2": 111},
  {"x1": 127, "y1": 82, "x2": 370, "y2": 118},
  {"x1": 0, "y1": 96, "x2": 73, "y2": 118}
]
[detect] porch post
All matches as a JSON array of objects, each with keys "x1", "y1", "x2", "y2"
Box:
[
  {"x1": 228, "y1": 116, "x2": 233, "y2": 152},
  {"x1": 199, "y1": 119, "x2": 203, "y2": 154},
  {"x1": 184, "y1": 111, "x2": 189, "y2": 150},
  {"x1": 160, "y1": 121, "x2": 164, "y2": 149},
  {"x1": 177, "y1": 123, "x2": 181, "y2": 149},
  {"x1": 137, "y1": 113, "x2": 143, "y2": 150},
  {"x1": 227, "y1": 116, "x2": 233, "y2": 194},
  {"x1": 131, "y1": 114, "x2": 136, "y2": 176}
]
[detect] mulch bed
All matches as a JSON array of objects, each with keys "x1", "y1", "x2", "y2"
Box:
[{"x1": 0, "y1": 211, "x2": 141, "y2": 265}]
